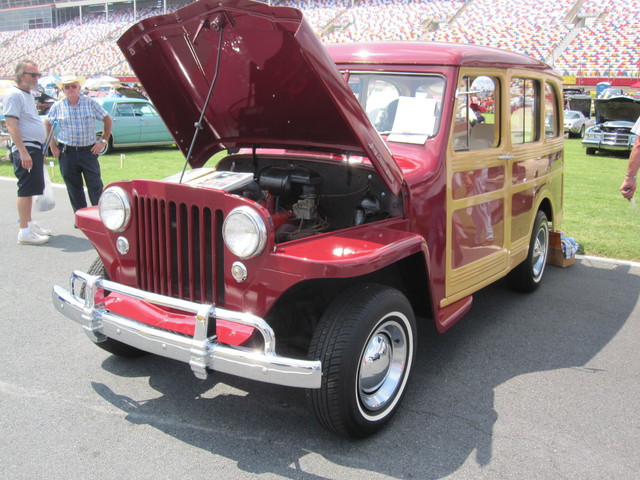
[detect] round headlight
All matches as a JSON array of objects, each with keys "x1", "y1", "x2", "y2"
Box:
[
  {"x1": 99, "y1": 186, "x2": 131, "y2": 232},
  {"x1": 222, "y1": 206, "x2": 267, "y2": 259}
]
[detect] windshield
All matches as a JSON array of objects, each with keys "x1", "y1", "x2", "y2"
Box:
[
  {"x1": 347, "y1": 73, "x2": 445, "y2": 144},
  {"x1": 565, "y1": 111, "x2": 580, "y2": 119}
]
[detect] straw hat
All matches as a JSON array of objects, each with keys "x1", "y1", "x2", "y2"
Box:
[{"x1": 58, "y1": 73, "x2": 86, "y2": 87}]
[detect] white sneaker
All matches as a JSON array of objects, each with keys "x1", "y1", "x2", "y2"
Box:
[
  {"x1": 18, "y1": 230, "x2": 50, "y2": 245},
  {"x1": 30, "y1": 222, "x2": 52, "y2": 236}
]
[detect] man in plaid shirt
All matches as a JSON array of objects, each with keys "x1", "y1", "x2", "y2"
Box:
[{"x1": 45, "y1": 73, "x2": 112, "y2": 214}]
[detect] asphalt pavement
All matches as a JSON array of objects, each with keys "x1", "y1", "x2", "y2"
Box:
[{"x1": 1, "y1": 175, "x2": 639, "y2": 480}]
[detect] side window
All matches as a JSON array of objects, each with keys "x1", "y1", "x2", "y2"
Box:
[
  {"x1": 115, "y1": 103, "x2": 135, "y2": 117},
  {"x1": 510, "y1": 78, "x2": 539, "y2": 144},
  {"x1": 453, "y1": 75, "x2": 499, "y2": 151},
  {"x1": 131, "y1": 104, "x2": 144, "y2": 116},
  {"x1": 141, "y1": 104, "x2": 160, "y2": 117},
  {"x1": 132, "y1": 104, "x2": 158, "y2": 117},
  {"x1": 544, "y1": 82, "x2": 559, "y2": 138}
]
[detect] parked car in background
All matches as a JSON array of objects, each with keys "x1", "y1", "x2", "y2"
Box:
[
  {"x1": 564, "y1": 109, "x2": 593, "y2": 138},
  {"x1": 582, "y1": 96, "x2": 640, "y2": 155},
  {"x1": 93, "y1": 97, "x2": 174, "y2": 154},
  {"x1": 599, "y1": 88, "x2": 623, "y2": 99}
]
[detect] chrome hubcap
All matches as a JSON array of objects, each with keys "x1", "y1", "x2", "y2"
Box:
[
  {"x1": 360, "y1": 334, "x2": 392, "y2": 393},
  {"x1": 532, "y1": 223, "x2": 548, "y2": 280},
  {"x1": 358, "y1": 319, "x2": 408, "y2": 412}
]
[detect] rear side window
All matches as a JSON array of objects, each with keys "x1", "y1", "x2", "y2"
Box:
[
  {"x1": 544, "y1": 82, "x2": 560, "y2": 138},
  {"x1": 510, "y1": 78, "x2": 539, "y2": 144},
  {"x1": 453, "y1": 75, "x2": 499, "y2": 151}
]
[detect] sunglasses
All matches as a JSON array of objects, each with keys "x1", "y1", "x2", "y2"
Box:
[
  {"x1": 24, "y1": 72, "x2": 42, "y2": 78},
  {"x1": 63, "y1": 84, "x2": 79, "y2": 90}
]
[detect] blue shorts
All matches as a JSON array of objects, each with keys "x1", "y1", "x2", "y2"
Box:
[{"x1": 12, "y1": 145, "x2": 45, "y2": 197}]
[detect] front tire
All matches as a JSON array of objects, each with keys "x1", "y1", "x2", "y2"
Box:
[
  {"x1": 306, "y1": 284, "x2": 416, "y2": 438},
  {"x1": 506, "y1": 210, "x2": 549, "y2": 292},
  {"x1": 81, "y1": 257, "x2": 146, "y2": 358},
  {"x1": 585, "y1": 147, "x2": 596, "y2": 155}
]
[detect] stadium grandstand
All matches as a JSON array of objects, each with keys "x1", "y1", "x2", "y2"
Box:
[{"x1": 0, "y1": 0, "x2": 638, "y2": 89}]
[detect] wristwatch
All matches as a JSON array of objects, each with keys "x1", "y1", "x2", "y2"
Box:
[{"x1": 98, "y1": 138, "x2": 107, "y2": 144}]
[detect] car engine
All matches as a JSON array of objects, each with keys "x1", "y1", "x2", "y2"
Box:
[{"x1": 181, "y1": 156, "x2": 403, "y2": 243}]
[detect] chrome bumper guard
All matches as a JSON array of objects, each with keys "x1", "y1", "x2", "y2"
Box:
[{"x1": 52, "y1": 271, "x2": 322, "y2": 389}]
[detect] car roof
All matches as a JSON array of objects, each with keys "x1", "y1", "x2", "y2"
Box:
[{"x1": 325, "y1": 41, "x2": 559, "y2": 74}]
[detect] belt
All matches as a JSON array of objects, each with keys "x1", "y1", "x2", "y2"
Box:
[
  {"x1": 10, "y1": 141, "x2": 42, "y2": 153},
  {"x1": 59, "y1": 143, "x2": 93, "y2": 151}
]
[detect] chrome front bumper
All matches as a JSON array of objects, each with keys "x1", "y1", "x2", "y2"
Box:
[
  {"x1": 582, "y1": 135, "x2": 635, "y2": 151},
  {"x1": 52, "y1": 271, "x2": 322, "y2": 389}
]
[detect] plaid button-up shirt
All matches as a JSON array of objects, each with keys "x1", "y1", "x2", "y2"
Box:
[{"x1": 47, "y1": 95, "x2": 108, "y2": 147}]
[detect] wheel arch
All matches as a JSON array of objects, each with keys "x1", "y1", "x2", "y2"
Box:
[
  {"x1": 537, "y1": 196, "x2": 554, "y2": 227},
  {"x1": 96, "y1": 131, "x2": 115, "y2": 153},
  {"x1": 265, "y1": 251, "x2": 433, "y2": 352}
]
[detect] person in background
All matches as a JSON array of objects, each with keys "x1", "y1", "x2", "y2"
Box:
[
  {"x1": 469, "y1": 102, "x2": 486, "y2": 125},
  {"x1": 45, "y1": 73, "x2": 112, "y2": 217},
  {"x1": 3, "y1": 59, "x2": 52, "y2": 245},
  {"x1": 620, "y1": 115, "x2": 640, "y2": 200}
]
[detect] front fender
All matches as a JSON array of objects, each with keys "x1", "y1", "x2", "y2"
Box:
[
  {"x1": 222, "y1": 219, "x2": 432, "y2": 319},
  {"x1": 271, "y1": 219, "x2": 425, "y2": 278}
]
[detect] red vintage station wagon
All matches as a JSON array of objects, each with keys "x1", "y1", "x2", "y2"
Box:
[{"x1": 53, "y1": 0, "x2": 564, "y2": 437}]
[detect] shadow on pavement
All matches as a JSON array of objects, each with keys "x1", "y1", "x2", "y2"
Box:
[{"x1": 90, "y1": 259, "x2": 638, "y2": 479}]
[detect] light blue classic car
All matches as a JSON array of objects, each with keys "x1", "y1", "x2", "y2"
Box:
[{"x1": 94, "y1": 97, "x2": 175, "y2": 154}]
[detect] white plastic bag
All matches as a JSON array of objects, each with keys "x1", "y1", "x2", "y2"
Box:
[{"x1": 34, "y1": 166, "x2": 55, "y2": 212}]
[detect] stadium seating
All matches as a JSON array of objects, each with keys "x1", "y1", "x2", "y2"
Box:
[{"x1": 0, "y1": 0, "x2": 637, "y2": 80}]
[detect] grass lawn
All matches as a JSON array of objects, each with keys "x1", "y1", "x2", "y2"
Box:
[
  {"x1": 1, "y1": 139, "x2": 638, "y2": 261},
  {"x1": 562, "y1": 138, "x2": 639, "y2": 262}
]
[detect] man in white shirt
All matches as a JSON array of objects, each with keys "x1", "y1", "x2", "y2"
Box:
[{"x1": 3, "y1": 59, "x2": 52, "y2": 245}]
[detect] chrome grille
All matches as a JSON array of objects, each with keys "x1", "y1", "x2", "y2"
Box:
[
  {"x1": 602, "y1": 133, "x2": 631, "y2": 146},
  {"x1": 134, "y1": 194, "x2": 224, "y2": 304}
]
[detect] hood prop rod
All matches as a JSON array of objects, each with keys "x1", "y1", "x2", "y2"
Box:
[{"x1": 179, "y1": 20, "x2": 226, "y2": 183}]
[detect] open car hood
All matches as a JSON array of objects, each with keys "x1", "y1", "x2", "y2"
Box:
[
  {"x1": 115, "y1": 86, "x2": 147, "y2": 99},
  {"x1": 117, "y1": 0, "x2": 402, "y2": 194},
  {"x1": 566, "y1": 95, "x2": 591, "y2": 118},
  {"x1": 594, "y1": 96, "x2": 640, "y2": 124}
]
